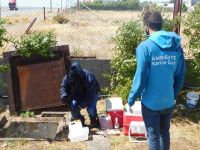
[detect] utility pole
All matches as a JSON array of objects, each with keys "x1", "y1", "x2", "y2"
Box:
[{"x1": 50, "y1": 0, "x2": 52, "y2": 12}]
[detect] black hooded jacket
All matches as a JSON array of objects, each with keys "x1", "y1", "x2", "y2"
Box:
[{"x1": 60, "y1": 62, "x2": 100, "y2": 105}]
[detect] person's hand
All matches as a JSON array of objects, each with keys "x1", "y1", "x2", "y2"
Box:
[
  {"x1": 125, "y1": 103, "x2": 133, "y2": 113},
  {"x1": 61, "y1": 96, "x2": 68, "y2": 104},
  {"x1": 174, "y1": 100, "x2": 176, "y2": 105}
]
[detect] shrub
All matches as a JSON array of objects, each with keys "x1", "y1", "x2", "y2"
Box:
[
  {"x1": 53, "y1": 14, "x2": 69, "y2": 24},
  {"x1": 162, "y1": 16, "x2": 181, "y2": 31},
  {"x1": 183, "y1": 3, "x2": 200, "y2": 72},
  {"x1": 108, "y1": 21, "x2": 144, "y2": 102},
  {"x1": 13, "y1": 32, "x2": 57, "y2": 57},
  {"x1": 81, "y1": 0, "x2": 141, "y2": 10},
  {"x1": 0, "y1": 20, "x2": 7, "y2": 47},
  {"x1": 183, "y1": 3, "x2": 200, "y2": 86}
]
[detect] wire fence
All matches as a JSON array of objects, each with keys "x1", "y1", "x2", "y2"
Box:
[{"x1": 0, "y1": 0, "x2": 176, "y2": 59}]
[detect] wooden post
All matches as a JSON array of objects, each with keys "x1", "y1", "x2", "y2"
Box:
[
  {"x1": 25, "y1": 18, "x2": 37, "y2": 34},
  {"x1": 43, "y1": 7, "x2": 46, "y2": 21}
]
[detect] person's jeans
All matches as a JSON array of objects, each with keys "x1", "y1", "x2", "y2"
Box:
[
  {"x1": 70, "y1": 94, "x2": 98, "y2": 120},
  {"x1": 142, "y1": 104, "x2": 174, "y2": 150}
]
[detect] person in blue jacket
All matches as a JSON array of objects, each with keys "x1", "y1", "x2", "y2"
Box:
[
  {"x1": 60, "y1": 62, "x2": 100, "y2": 128},
  {"x1": 126, "y1": 11, "x2": 185, "y2": 150}
]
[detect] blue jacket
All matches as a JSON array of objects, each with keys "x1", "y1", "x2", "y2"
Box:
[
  {"x1": 60, "y1": 62, "x2": 100, "y2": 106},
  {"x1": 128, "y1": 31, "x2": 186, "y2": 110}
]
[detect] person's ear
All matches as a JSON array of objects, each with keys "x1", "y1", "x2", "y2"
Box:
[{"x1": 144, "y1": 26, "x2": 150, "y2": 36}]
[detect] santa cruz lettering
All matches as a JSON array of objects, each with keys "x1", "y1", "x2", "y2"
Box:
[{"x1": 151, "y1": 55, "x2": 176, "y2": 66}]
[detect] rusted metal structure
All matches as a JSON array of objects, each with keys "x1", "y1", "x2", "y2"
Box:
[
  {"x1": 6, "y1": 45, "x2": 70, "y2": 115},
  {"x1": 173, "y1": 0, "x2": 183, "y2": 34}
]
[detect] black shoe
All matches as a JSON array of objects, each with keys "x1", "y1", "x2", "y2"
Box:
[{"x1": 90, "y1": 118, "x2": 100, "y2": 129}]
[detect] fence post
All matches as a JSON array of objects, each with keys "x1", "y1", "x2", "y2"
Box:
[{"x1": 43, "y1": 7, "x2": 46, "y2": 21}]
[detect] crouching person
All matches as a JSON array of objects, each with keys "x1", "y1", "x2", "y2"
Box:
[{"x1": 60, "y1": 62, "x2": 100, "y2": 128}]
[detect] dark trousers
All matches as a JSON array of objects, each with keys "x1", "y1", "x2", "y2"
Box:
[
  {"x1": 70, "y1": 94, "x2": 98, "y2": 120},
  {"x1": 142, "y1": 104, "x2": 174, "y2": 150}
]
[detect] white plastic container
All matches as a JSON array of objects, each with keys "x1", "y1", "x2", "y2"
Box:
[
  {"x1": 68, "y1": 120, "x2": 89, "y2": 142},
  {"x1": 129, "y1": 121, "x2": 146, "y2": 134},
  {"x1": 128, "y1": 121, "x2": 147, "y2": 143},
  {"x1": 68, "y1": 120, "x2": 83, "y2": 133},
  {"x1": 106, "y1": 97, "x2": 123, "y2": 111},
  {"x1": 68, "y1": 127, "x2": 89, "y2": 142},
  {"x1": 186, "y1": 91, "x2": 199, "y2": 108},
  {"x1": 99, "y1": 114, "x2": 113, "y2": 130}
]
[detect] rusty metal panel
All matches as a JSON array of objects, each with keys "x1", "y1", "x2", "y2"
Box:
[
  {"x1": 7, "y1": 45, "x2": 70, "y2": 114},
  {"x1": 17, "y1": 59, "x2": 65, "y2": 111}
]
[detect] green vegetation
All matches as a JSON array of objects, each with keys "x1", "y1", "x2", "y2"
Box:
[
  {"x1": 81, "y1": 0, "x2": 141, "y2": 10},
  {"x1": 0, "y1": 20, "x2": 7, "y2": 47},
  {"x1": 183, "y1": 3, "x2": 200, "y2": 72},
  {"x1": 13, "y1": 32, "x2": 57, "y2": 57},
  {"x1": 107, "y1": 21, "x2": 144, "y2": 102},
  {"x1": 20, "y1": 111, "x2": 35, "y2": 117},
  {"x1": 183, "y1": 3, "x2": 200, "y2": 87}
]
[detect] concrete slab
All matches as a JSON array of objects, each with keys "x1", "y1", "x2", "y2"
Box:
[{"x1": 87, "y1": 135, "x2": 110, "y2": 150}]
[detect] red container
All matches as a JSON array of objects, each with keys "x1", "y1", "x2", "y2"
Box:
[
  {"x1": 106, "y1": 110, "x2": 123, "y2": 128},
  {"x1": 123, "y1": 113, "x2": 145, "y2": 136}
]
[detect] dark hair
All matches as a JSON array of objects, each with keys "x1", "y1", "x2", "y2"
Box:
[{"x1": 143, "y1": 11, "x2": 163, "y2": 31}]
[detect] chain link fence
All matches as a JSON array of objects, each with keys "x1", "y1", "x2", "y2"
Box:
[
  {"x1": 0, "y1": 0, "x2": 177, "y2": 59},
  {"x1": 0, "y1": 0, "x2": 145, "y2": 59}
]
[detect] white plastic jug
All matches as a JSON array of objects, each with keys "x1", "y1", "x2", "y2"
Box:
[
  {"x1": 106, "y1": 97, "x2": 123, "y2": 111},
  {"x1": 68, "y1": 120, "x2": 89, "y2": 142},
  {"x1": 68, "y1": 127, "x2": 89, "y2": 142},
  {"x1": 99, "y1": 114, "x2": 113, "y2": 130},
  {"x1": 68, "y1": 120, "x2": 83, "y2": 133}
]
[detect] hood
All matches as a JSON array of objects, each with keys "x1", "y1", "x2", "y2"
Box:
[
  {"x1": 149, "y1": 30, "x2": 181, "y2": 49},
  {"x1": 70, "y1": 62, "x2": 85, "y2": 79}
]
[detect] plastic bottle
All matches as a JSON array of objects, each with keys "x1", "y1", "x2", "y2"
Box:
[{"x1": 114, "y1": 117, "x2": 119, "y2": 129}]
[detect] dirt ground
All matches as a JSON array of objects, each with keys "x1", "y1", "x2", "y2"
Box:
[{"x1": 0, "y1": 92, "x2": 200, "y2": 150}]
